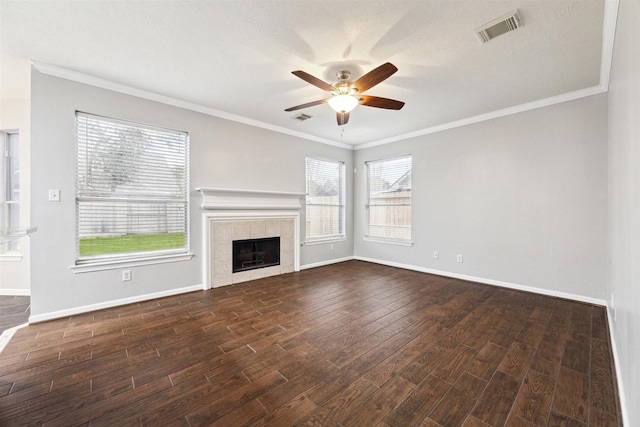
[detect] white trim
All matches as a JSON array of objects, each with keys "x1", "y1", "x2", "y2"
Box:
[
  {"x1": 300, "y1": 256, "x2": 355, "y2": 270},
  {"x1": 363, "y1": 237, "x2": 414, "y2": 247},
  {"x1": 354, "y1": 256, "x2": 607, "y2": 306},
  {"x1": 606, "y1": 306, "x2": 629, "y2": 426},
  {"x1": 196, "y1": 187, "x2": 305, "y2": 211},
  {"x1": 599, "y1": 0, "x2": 620, "y2": 91},
  {"x1": 28, "y1": 284, "x2": 203, "y2": 324},
  {"x1": 0, "y1": 288, "x2": 30, "y2": 296},
  {"x1": 76, "y1": 110, "x2": 187, "y2": 136},
  {"x1": 201, "y1": 213, "x2": 209, "y2": 291},
  {"x1": 354, "y1": 85, "x2": 607, "y2": 150},
  {"x1": 31, "y1": 61, "x2": 352, "y2": 150},
  {"x1": 0, "y1": 323, "x2": 28, "y2": 353},
  {"x1": 303, "y1": 237, "x2": 347, "y2": 246},
  {"x1": 0, "y1": 253, "x2": 23, "y2": 262},
  {"x1": 70, "y1": 253, "x2": 194, "y2": 273}
]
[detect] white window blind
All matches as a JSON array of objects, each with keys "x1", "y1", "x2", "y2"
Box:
[
  {"x1": 306, "y1": 157, "x2": 345, "y2": 240},
  {"x1": 75, "y1": 112, "x2": 189, "y2": 261},
  {"x1": 366, "y1": 155, "x2": 412, "y2": 242}
]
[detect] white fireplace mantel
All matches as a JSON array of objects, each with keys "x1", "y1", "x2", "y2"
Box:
[
  {"x1": 196, "y1": 187, "x2": 304, "y2": 289},
  {"x1": 195, "y1": 187, "x2": 305, "y2": 211}
]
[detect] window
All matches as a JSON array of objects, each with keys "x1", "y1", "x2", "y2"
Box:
[
  {"x1": 75, "y1": 112, "x2": 189, "y2": 263},
  {"x1": 305, "y1": 157, "x2": 345, "y2": 241},
  {"x1": 365, "y1": 155, "x2": 412, "y2": 243},
  {"x1": 1, "y1": 131, "x2": 20, "y2": 253}
]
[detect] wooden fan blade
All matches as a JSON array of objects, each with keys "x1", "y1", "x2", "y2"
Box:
[
  {"x1": 291, "y1": 70, "x2": 335, "y2": 92},
  {"x1": 359, "y1": 95, "x2": 405, "y2": 110},
  {"x1": 353, "y1": 62, "x2": 398, "y2": 93},
  {"x1": 337, "y1": 112, "x2": 350, "y2": 126},
  {"x1": 284, "y1": 99, "x2": 327, "y2": 112}
]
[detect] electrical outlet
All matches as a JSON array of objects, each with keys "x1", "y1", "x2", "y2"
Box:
[
  {"x1": 122, "y1": 270, "x2": 131, "y2": 282},
  {"x1": 433, "y1": 251, "x2": 439, "y2": 259},
  {"x1": 456, "y1": 254, "x2": 463, "y2": 263}
]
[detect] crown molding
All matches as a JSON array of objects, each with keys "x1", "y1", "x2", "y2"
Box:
[
  {"x1": 30, "y1": 61, "x2": 352, "y2": 150},
  {"x1": 32, "y1": 0, "x2": 619, "y2": 153},
  {"x1": 353, "y1": 84, "x2": 607, "y2": 150}
]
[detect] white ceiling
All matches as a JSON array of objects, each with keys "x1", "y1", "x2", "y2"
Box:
[{"x1": 0, "y1": 0, "x2": 612, "y2": 148}]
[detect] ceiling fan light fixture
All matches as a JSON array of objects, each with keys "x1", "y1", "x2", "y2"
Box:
[
  {"x1": 328, "y1": 94, "x2": 359, "y2": 113},
  {"x1": 285, "y1": 63, "x2": 403, "y2": 125}
]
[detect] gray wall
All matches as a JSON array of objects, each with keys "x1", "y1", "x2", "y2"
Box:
[
  {"x1": 354, "y1": 94, "x2": 608, "y2": 302},
  {"x1": 608, "y1": 0, "x2": 639, "y2": 422},
  {"x1": 30, "y1": 69, "x2": 353, "y2": 320}
]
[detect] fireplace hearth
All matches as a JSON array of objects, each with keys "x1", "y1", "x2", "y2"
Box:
[{"x1": 232, "y1": 237, "x2": 280, "y2": 273}]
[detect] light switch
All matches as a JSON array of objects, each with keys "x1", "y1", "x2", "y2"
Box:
[{"x1": 48, "y1": 189, "x2": 60, "y2": 202}]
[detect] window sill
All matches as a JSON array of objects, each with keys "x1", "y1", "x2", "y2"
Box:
[
  {"x1": 70, "y1": 252, "x2": 194, "y2": 273},
  {"x1": 0, "y1": 253, "x2": 23, "y2": 262},
  {"x1": 363, "y1": 236, "x2": 414, "y2": 247},
  {"x1": 303, "y1": 237, "x2": 346, "y2": 246}
]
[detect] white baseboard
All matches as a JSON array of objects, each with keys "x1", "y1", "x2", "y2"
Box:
[
  {"x1": 606, "y1": 306, "x2": 629, "y2": 426},
  {"x1": 354, "y1": 256, "x2": 607, "y2": 306},
  {"x1": 0, "y1": 289, "x2": 30, "y2": 296},
  {"x1": 28, "y1": 284, "x2": 204, "y2": 324},
  {"x1": 300, "y1": 256, "x2": 355, "y2": 270}
]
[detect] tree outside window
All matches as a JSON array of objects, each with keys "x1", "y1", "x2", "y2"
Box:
[{"x1": 75, "y1": 113, "x2": 189, "y2": 262}]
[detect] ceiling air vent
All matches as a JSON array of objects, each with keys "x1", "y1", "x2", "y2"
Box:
[
  {"x1": 475, "y1": 10, "x2": 521, "y2": 43},
  {"x1": 294, "y1": 113, "x2": 312, "y2": 121}
]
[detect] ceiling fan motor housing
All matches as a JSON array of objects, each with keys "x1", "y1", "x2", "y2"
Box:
[{"x1": 334, "y1": 71, "x2": 357, "y2": 96}]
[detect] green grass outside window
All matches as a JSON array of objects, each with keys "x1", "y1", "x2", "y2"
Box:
[{"x1": 79, "y1": 232, "x2": 186, "y2": 257}]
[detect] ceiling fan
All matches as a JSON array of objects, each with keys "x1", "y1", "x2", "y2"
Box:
[{"x1": 285, "y1": 62, "x2": 405, "y2": 126}]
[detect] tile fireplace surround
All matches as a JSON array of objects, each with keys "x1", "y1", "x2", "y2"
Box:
[{"x1": 196, "y1": 187, "x2": 304, "y2": 288}]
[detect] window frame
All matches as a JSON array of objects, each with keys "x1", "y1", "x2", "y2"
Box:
[
  {"x1": 1, "y1": 130, "x2": 20, "y2": 256},
  {"x1": 73, "y1": 112, "x2": 191, "y2": 270},
  {"x1": 304, "y1": 156, "x2": 346, "y2": 244},
  {"x1": 364, "y1": 154, "x2": 413, "y2": 246}
]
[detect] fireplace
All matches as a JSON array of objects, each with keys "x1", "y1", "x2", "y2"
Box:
[
  {"x1": 196, "y1": 187, "x2": 304, "y2": 288},
  {"x1": 233, "y1": 237, "x2": 280, "y2": 273}
]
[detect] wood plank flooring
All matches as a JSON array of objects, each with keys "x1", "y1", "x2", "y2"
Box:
[
  {"x1": 0, "y1": 261, "x2": 622, "y2": 426},
  {"x1": 0, "y1": 296, "x2": 30, "y2": 333}
]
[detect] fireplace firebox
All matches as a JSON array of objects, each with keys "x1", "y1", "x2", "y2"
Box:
[{"x1": 232, "y1": 237, "x2": 280, "y2": 273}]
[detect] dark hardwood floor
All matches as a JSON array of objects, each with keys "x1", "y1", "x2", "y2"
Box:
[
  {"x1": 0, "y1": 296, "x2": 30, "y2": 333},
  {"x1": 0, "y1": 261, "x2": 622, "y2": 426}
]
